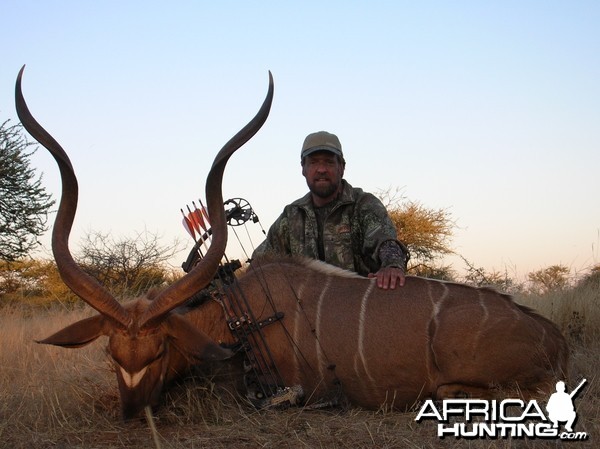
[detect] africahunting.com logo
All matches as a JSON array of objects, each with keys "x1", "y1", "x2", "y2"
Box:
[{"x1": 415, "y1": 379, "x2": 588, "y2": 441}]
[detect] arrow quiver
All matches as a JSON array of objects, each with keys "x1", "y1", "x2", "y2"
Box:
[{"x1": 181, "y1": 198, "x2": 263, "y2": 273}]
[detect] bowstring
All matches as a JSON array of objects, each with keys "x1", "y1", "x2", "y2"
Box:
[
  {"x1": 212, "y1": 199, "x2": 290, "y2": 397},
  {"x1": 225, "y1": 203, "x2": 337, "y2": 383},
  {"x1": 243, "y1": 259, "x2": 344, "y2": 407},
  {"x1": 188, "y1": 198, "x2": 333, "y2": 396}
]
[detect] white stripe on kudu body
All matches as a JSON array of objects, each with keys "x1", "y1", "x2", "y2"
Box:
[
  {"x1": 429, "y1": 280, "x2": 448, "y2": 328},
  {"x1": 357, "y1": 280, "x2": 376, "y2": 385},
  {"x1": 315, "y1": 276, "x2": 331, "y2": 382},
  {"x1": 425, "y1": 282, "x2": 448, "y2": 385},
  {"x1": 471, "y1": 289, "x2": 490, "y2": 352},
  {"x1": 290, "y1": 274, "x2": 310, "y2": 384}
]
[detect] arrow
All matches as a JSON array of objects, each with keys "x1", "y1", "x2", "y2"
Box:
[
  {"x1": 197, "y1": 199, "x2": 210, "y2": 227},
  {"x1": 180, "y1": 209, "x2": 196, "y2": 241}
]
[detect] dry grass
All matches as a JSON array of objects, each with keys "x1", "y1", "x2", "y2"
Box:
[{"x1": 1, "y1": 282, "x2": 598, "y2": 448}]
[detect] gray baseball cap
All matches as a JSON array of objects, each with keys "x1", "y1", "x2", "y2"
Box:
[{"x1": 301, "y1": 131, "x2": 343, "y2": 160}]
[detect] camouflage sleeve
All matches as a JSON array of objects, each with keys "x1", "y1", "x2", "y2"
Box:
[
  {"x1": 378, "y1": 240, "x2": 409, "y2": 271},
  {"x1": 356, "y1": 193, "x2": 408, "y2": 270}
]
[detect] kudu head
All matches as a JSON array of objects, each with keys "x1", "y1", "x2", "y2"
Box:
[{"x1": 15, "y1": 66, "x2": 273, "y2": 419}]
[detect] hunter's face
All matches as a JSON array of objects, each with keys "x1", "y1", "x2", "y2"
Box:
[{"x1": 302, "y1": 151, "x2": 344, "y2": 204}]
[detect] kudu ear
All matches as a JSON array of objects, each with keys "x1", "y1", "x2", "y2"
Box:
[
  {"x1": 163, "y1": 314, "x2": 233, "y2": 362},
  {"x1": 37, "y1": 314, "x2": 109, "y2": 348}
]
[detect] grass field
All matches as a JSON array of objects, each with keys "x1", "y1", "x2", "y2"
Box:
[{"x1": 1, "y1": 279, "x2": 598, "y2": 448}]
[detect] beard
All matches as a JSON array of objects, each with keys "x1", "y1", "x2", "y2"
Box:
[{"x1": 308, "y1": 178, "x2": 340, "y2": 199}]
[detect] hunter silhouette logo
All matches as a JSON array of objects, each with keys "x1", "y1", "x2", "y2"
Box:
[
  {"x1": 415, "y1": 379, "x2": 588, "y2": 441},
  {"x1": 546, "y1": 379, "x2": 586, "y2": 433}
]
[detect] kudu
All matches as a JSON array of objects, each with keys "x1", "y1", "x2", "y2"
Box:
[
  {"x1": 15, "y1": 66, "x2": 272, "y2": 419},
  {"x1": 17, "y1": 67, "x2": 568, "y2": 420}
]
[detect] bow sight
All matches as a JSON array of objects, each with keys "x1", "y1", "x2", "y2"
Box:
[{"x1": 181, "y1": 197, "x2": 263, "y2": 274}]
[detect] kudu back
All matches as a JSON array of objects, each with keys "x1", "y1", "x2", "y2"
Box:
[{"x1": 15, "y1": 66, "x2": 273, "y2": 419}]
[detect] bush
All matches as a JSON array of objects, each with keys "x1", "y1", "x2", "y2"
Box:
[{"x1": 0, "y1": 259, "x2": 77, "y2": 306}]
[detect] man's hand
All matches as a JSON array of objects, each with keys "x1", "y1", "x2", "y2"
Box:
[{"x1": 368, "y1": 266, "x2": 406, "y2": 289}]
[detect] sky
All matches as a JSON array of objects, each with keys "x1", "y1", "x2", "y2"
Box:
[{"x1": 1, "y1": 1, "x2": 599, "y2": 279}]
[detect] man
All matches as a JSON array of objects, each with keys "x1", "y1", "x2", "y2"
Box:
[{"x1": 253, "y1": 131, "x2": 409, "y2": 289}]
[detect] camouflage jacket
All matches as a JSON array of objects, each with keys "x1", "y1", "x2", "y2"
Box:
[{"x1": 253, "y1": 180, "x2": 408, "y2": 276}]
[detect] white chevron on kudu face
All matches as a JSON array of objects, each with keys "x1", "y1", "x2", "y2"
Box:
[{"x1": 119, "y1": 366, "x2": 148, "y2": 389}]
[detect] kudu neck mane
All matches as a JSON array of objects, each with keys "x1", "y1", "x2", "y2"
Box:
[{"x1": 252, "y1": 255, "x2": 365, "y2": 279}]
